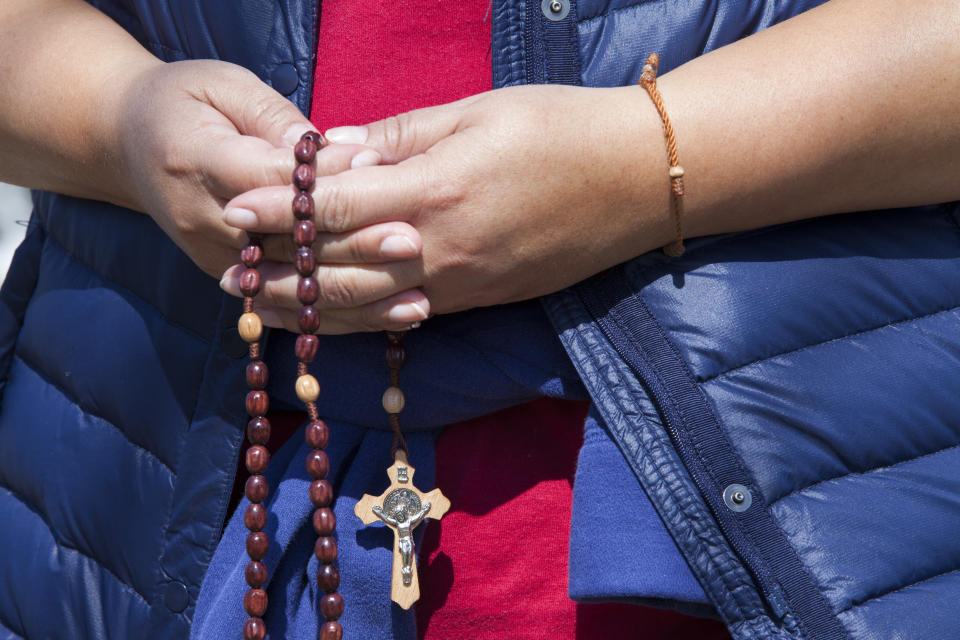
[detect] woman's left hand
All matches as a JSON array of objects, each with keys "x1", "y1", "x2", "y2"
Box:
[{"x1": 220, "y1": 84, "x2": 673, "y2": 329}]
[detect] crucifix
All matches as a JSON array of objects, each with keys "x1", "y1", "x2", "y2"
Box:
[{"x1": 354, "y1": 450, "x2": 450, "y2": 609}]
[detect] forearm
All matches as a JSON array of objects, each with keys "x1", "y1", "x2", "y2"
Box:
[
  {"x1": 0, "y1": 0, "x2": 161, "y2": 207},
  {"x1": 625, "y1": 0, "x2": 960, "y2": 246}
]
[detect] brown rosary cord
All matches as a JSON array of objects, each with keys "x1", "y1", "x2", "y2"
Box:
[
  {"x1": 384, "y1": 332, "x2": 410, "y2": 458},
  {"x1": 639, "y1": 53, "x2": 686, "y2": 257}
]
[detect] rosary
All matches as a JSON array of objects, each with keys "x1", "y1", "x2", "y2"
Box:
[{"x1": 236, "y1": 131, "x2": 449, "y2": 640}]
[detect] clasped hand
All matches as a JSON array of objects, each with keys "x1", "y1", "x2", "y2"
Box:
[{"x1": 219, "y1": 84, "x2": 670, "y2": 334}]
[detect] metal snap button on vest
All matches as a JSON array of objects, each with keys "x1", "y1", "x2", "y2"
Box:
[
  {"x1": 723, "y1": 483, "x2": 753, "y2": 512},
  {"x1": 270, "y1": 63, "x2": 300, "y2": 97},
  {"x1": 163, "y1": 581, "x2": 189, "y2": 613},
  {"x1": 541, "y1": 0, "x2": 570, "y2": 21}
]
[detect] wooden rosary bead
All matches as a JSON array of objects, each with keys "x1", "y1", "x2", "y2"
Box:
[
  {"x1": 245, "y1": 361, "x2": 269, "y2": 389},
  {"x1": 247, "y1": 417, "x2": 271, "y2": 445},
  {"x1": 381, "y1": 386, "x2": 405, "y2": 414},
  {"x1": 241, "y1": 243, "x2": 264, "y2": 268},
  {"x1": 296, "y1": 374, "x2": 320, "y2": 403},
  {"x1": 293, "y1": 163, "x2": 315, "y2": 191},
  {"x1": 244, "y1": 503, "x2": 267, "y2": 531},
  {"x1": 246, "y1": 390, "x2": 269, "y2": 416},
  {"x1": 245, "y1": 560, "x2": 269, "y2": 588},
  {"x1": 297, "y1": 277, "x2": 319, "y2": 306},
  {"x1": 321, "y1": 592, "x2": 344, "y2": 620},
  {"x1": 239, "y1": 268, "x2": 262, "y2": 297},
  {"x1": 245, "y1": 445, "x2": 270, "y2": 474},
  {"x1": 320, "y1": 621, "x2": 343, "y2": 640},
  {"x1": 314, "y1": 536, "x2": 338, "y2": 564},
  {"x1": 313, "y1": 507, "x2": 336, "y2": 536},
  {"x1": 293, "y1": 192, "x2": 314, "y2": 220},
  {"x1": 306, "y1": 449, "x2": 330, "y2": 479},
  {"x1": 238, "y1": 312, "x2": 263, "y2": 343},
  {"x1": 301, "y1": 131, "x2": 322, "y2": 145},
  {"x1": 246, "y1": 531, "x2": 269, "y2": 560},
  {"x1": 245, "y1": 474, "x2": 269, "y2": 503},
  {"x1": 386, "y1": 343, "x2": 407, "y2": 369},
  {"x1": 317, "y1": 564, "x2": 340, "y2": 592},
  {"x1": 294, "y1": 246, "x2": 316, "y2": 276},
  {"x1": 294, "y1": 138, "x2": 317, "y2": 164},
  {"x1": 243, "y1": 616, "x2": 267, "y2": 640},
  {"x1": 244, "y1": 589, "x2": 268, "y2": 617},
  {"x1": 298, "y1": 305, "x2": 320, "y2": 333},
  {"x1": 304, "y1": 419, "x2": 329, "y2": 448},
  {"x1": 310, "y1": 479, "x2": 333, "y2": 507},
  {"x1": 296, "y1": 334, "x2": 319, "y2": 363},
  {"x1": 294, "y1": 220, "x2": 317, "y2": 246}
]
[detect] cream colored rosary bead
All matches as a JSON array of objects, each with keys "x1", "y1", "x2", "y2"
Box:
[
  {"x1": 238, "y1": 312, "x2": 263, "y2": 343},
  {"x1": 668, "y1": 165, "x2": 685, "y2": 178},
  {"x1": 382, "y1": 386, "x2": 405, "y2": 414},
  {"x1": 296, "y1": 374, "x2": 320, "y2": 403}
]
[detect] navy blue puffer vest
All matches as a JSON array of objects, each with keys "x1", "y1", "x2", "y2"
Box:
[{"x1": 1, "y1": 1, "x2": 957, "y2": 639}]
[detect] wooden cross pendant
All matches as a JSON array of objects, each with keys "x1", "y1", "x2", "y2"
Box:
[{"x1": 354, "y1": 451, "x2": 450, "y2": 609}]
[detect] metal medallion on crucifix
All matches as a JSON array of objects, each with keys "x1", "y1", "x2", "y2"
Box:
[{"x1": 354, "y1": 451, "x2": 450, "y2": 609}]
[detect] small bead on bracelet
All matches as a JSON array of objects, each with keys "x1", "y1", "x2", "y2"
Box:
[{"x1": 638, "y1": 53, "x2": 686, "y2": 257}]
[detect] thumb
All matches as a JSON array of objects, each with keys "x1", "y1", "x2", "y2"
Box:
[
  {"x1": 324, "y1": 94, "x2": 482, "y2": 163},
  {"x1": 204, "y1": 65, "x2": 314, "y2": 148}
]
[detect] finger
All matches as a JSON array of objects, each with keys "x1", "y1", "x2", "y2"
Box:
[
  {"x1": 202, "y1": 64, "x2": 316, "y2": 148},
  {"x1": 222, "y1": 159, "x2": 434, "y2": 234},
  {"x1": 220, "y1": 259, "x2": 426, "y2": 311},
  {"x1": 260, "y1": 221, "x2": 422, "y2": 265},
  {"x1": 206, "y1": 137, "x2": 376, "y2": 200},
  {"x1": 253, "y1": 288, "x2": 431, "y2": 335},
  {"x1": 323, "y1": 93, "x2": 484, "y2": 163}
]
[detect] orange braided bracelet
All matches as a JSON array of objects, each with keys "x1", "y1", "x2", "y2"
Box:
[{"x1": 639, "y1": 53, "x2": 686, "y2": 257}]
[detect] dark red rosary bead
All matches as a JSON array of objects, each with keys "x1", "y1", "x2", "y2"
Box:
[
  {"x1": 317, "y1": 564, "x2": 340, "y2": 592},
  {"x1": 320, "y1": 621, "x2": 343, "y2": 640},
  {"x1": 245, "y1": 560, "x2": 269, "y2": 588},
  {"x1": 312, "y1": 508, "x2": 336, "y2": 536},
  {"x1": 244, "y1": 588, "x2": 268, "y2": 617},
  {"x1": 294, "y1": 138, "x2": 317, "y2": 164},
  {"x1": 293, "y1": 193, "x2": 314, "y2": 220},
  {"x1": 245, "y1": 474, "x2": 269, "y2": 503},
  {"x1": 245, "y1": 445, "x2": 270, "y2": 474},
  {"x1": 293, "y1": 163, "x2": 315, "y2": 191},
  {"x1": 305, "y1": 449, "x2": 330, "y2": 479},
  {"x1": 301, "y1": 131, "x2": 322, "y2": 145},
  {"x1": 294, "y1": 246, "x2": 316, "y2": 276},
  {"x1": 297, "y1": 277, "x2": 319, "y2": 306},
  {"x1": 296, "y1": 335, "x2": 320, "y2": 364},
  {"x1": 246, "y1": 531, "x2": 269, "y2": 560},
  {"x1": 241, "y1": 243, "x2": 264, "y2": 268},
  {"x1": 298, "y1": 305, "x2": 320, "y2": 333},
  {"x1": 321, "y1": 592, "x2": 344, "y2": 620},
  {"x1": 386, "y1": 343, "x2": 407, "y2": 369},
  {"x1": 244, "y1": 503, "x2": 267, "y2": 531},
  {"x1": 245, "y1": 361, "x2": 269, "y2": 390},
  {"x1": 243, "y1": 616, "x2": 267, "y2": 640},
  {"x1": 294, "y1": 219, "x2": 317, "y2": 246},
  {"x1": 247, "y1": 417, "x2": 271, "y2": 445},
  {"x1": 246, "y1": 390, "x2": 269, "y2": 416},
  {"x1": 309, "y1": 479, "x2": 333, "y2": 507},
  {"x1": 314, "y1": 536, "x2": 338, "y2": 564},
  {"x1": 239, "y1": 268, "x2": 262, "y2": 297}
]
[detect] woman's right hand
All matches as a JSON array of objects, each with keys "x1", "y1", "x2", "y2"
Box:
[{"x1": 115, "y1": 59, "x2": 422, "y2": 279}]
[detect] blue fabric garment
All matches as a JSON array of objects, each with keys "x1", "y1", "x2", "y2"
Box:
[{"x1": 2, "y1": 1, "x2": 960, "y2": 639}]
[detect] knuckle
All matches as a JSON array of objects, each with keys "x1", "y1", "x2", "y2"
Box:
[
  {"x1": 315, "y1": 186, "x2": 351, "y2": 233},
  {"x1": 318, "y1": 269, "x2": 358, "y2": 308}
]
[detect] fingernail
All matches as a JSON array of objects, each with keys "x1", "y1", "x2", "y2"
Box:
[
  {"x1": 350, "y1": 149, "x2": 380, "y2": 169},
  {"x1": 283, "y1": 123, "x2": 313, "y2": 147},
  {"x1": 253, "y1": 306, "x2": 283, "y2": 328},
  {"x1": 387, "y1": 301, "x2": 429, "y2": 324},
  {"x1": 219, "y1": 272, "x2": 239, "y2": 295},
  {"x1": 223, "y1": 208, "x2": 258, "y2": 228},
  {"x1": 379, "y1": 235, "x2": 420, "y2": 258},
  {"x1": 324, "y1": 126, "x2": 368, "y2": 145}
]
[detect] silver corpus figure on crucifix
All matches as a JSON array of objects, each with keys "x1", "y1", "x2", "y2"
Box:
[{"x1": 372, "y1": 488, "x2": 432, "y2": 586}]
